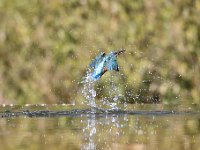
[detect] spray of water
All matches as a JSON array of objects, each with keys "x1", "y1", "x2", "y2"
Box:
[
  {"x1": 82, "y1": 69, "x2": 126, "y2": 110},
  {"x1": 82, "y1": 69, "x2": 97, "y2": 108}
]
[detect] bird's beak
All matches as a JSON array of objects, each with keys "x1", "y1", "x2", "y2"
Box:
[{"x1": 114, "y1": 48, "x2": 125, "y2": 56}]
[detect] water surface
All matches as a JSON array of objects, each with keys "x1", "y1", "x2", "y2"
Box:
[{"x1": 0, "y1": 104, "x2": 200, "y2": 150}]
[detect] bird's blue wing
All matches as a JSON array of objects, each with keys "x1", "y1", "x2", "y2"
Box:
[
  {"x1": 89, "y1": 52, "x2": 105, "y2": 69},
  {"x1": 105, "y1": 58, "x2": 119, "y2": 71},
  {"x1": 104, "y1": 51, "x2": 119, "y2": 71}
]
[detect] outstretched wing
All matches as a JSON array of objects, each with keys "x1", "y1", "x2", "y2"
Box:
[
  {"x1": 89, "y1": 52, "x2": 105, "y2": 69},
  {"x1": 106, "y1": 58, "x2": 119, "y2": 71}
]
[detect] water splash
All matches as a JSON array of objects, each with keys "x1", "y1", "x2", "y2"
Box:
[
  {"x1": 99, "y1": 74, "x2": 125, "y2": 110},
  {"x1": 108, "y1": 75, "x2": 121, "y2": 109},
  {"x1": 82, "y1": 69, "x2": 97, "y2": 108},
  {"x1": 82, "y1": 65, "x2": 128, "y2": 112},
  {"x1": 82, "y1": 69, "x2": 127, "y2": 110}
]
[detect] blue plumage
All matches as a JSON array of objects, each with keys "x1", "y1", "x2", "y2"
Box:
[{"x1": 89, "y1": 49, "x2": 125, "y2": 81}]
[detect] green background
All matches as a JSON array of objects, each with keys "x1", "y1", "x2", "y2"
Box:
[{"x1": 0, "y1": 0, "x2": 199, "y2": 104}]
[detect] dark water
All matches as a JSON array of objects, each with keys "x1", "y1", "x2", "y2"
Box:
[{"x1": 0, "y1": 104, "x2": 200, "y2": 150}]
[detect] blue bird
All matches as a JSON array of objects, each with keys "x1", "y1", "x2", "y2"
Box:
[{"x1": 89, "y1": 49, "x2": 125, "y2": 81}]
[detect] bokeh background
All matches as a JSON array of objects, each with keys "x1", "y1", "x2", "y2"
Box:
[{"x1": 0, "y1": 0, "x2": 199, "y2": 105}]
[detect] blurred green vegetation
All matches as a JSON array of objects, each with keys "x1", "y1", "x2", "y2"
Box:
[{"x1": 0, "y1": 0, "x2": 199, "y2": 104}]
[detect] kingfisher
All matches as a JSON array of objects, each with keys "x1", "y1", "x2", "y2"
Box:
[{"x1": 89, "y1": 49, "x2": 125, "y2": 81}]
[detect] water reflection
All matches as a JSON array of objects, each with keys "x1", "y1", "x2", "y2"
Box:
[
  {"x1": 81, "y1": 114, "x2": 129, "y2": 150},
  {"x1": 82, "y1": 115, "x2": 96, "y2": 150},
  {"x1": 80, "y1": 112, "x2": 200, "y2": 150},
  {"x1": 0, "y1": 105, "x2": 200, "y2": 150}
]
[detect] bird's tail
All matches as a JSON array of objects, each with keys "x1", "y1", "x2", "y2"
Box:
[{"x1": 114, "y1": 48, "x2": 125, "y2": 56}]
